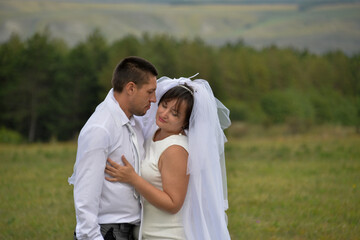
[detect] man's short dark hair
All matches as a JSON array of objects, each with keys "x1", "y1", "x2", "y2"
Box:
[{"x1": 112, "y1": 56, "x2": 158, "y2": 92}]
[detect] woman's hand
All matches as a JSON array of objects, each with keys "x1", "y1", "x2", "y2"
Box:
[{"x1": 105, "y1": 156, "x2": 136, "y2": 184}]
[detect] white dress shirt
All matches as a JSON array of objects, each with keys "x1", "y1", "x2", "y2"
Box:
[{"x1": 68, "y1": 89, "x2": 145, "y2": 240}]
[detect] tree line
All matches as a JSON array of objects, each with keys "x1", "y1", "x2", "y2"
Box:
[{"x1": 0, "y1": 29, "x2": 359, "y2": 142}]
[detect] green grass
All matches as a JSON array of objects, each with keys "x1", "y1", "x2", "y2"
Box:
[
  {"x1": 226, "y1": 127, "x2": 360, "y2": 239},
  {"x1": 0, "y1": 143, "x2": 76, "y2": 239},
  {"x1": 0, "y1": 126, "x2": 359, "y2": 239}
]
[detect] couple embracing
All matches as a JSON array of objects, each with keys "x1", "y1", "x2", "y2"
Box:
[{"x1": 68, "y1": 56, "x2": 231, "y2": 240}]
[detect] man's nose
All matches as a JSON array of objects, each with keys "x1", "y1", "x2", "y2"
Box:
[{"x1": 150, "y1": 92, "x2": 156, "y2": 103}]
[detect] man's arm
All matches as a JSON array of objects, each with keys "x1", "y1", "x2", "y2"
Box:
[{"x1": 74, "y1": 127, "x2": 110, "y2": 240}]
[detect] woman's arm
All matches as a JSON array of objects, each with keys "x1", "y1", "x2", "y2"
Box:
[{"x1": 105, "y1": 145, "x2": 189, "y2": 214}]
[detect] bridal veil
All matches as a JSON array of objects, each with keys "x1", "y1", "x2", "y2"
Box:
[{"x1": 137, "y1": 76, "x2": 231, "y2": 240}]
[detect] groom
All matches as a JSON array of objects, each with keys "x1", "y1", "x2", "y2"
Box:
[{"x1": 69, "y1": 56, "x2": 158, "y2": 240}]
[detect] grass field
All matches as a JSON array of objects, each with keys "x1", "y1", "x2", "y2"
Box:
[{"x1": 0, "y1": 125, "x2": 359, "y2": 239}]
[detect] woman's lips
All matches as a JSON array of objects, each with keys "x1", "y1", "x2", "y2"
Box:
[{"x1": 158, "y1": 116, "x2": 166, "y2": 123}]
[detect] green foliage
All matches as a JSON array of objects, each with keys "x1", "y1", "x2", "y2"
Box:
[
  {"x1": 261, "y1": 91, "x2": 293, "y2": 124},
  {"x1": 0, "y1": 127, "x2": 24, "y2": 144},
  {"x1": 261, "y1": 89, "x2": 315, "y2": 124},
  {"x1": 226, "y1": 100, "x2": 266, "y2": 124},
  {"x1": 54, "y1": 29, "x2": 109, "y2": 141},
  {"x1": 0, "y1": 30, "x2": 359, "y2": 141},
  {"x1": 0, "y1": 33, "x2": 24, "y2": 127},
  {"x1": 260, "y1": 89, "x2": 317, "y2": 133},
  {"x1": 225, "y1": 101, "x2": 249, "y2": 121},
  {"x1": 310, "y1": 90, "x2": 357, "y2": 126},
  {"x1": 0, "y1": 30, "x2": 67, "y2": 142}
]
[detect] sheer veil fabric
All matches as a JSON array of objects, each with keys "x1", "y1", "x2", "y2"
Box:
[{"x1": 136, "y1": 76, "x2": 231, "y2": 240}]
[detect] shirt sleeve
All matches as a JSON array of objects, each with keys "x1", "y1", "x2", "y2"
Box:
[{"x1": 74, "y1": 126, "x2": 110, "y2": 240}]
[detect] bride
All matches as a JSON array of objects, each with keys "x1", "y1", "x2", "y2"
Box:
[{"x1": 105, "y1": 76, "x2": 231, "y2": 240}]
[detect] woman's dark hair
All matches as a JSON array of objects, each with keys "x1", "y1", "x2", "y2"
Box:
[
  {"x1": 159, "y1": 84, "x2": 194, "y2": 130},
  {"x1": 112, "y1": 56, "x2": 158, "y2": 92}
]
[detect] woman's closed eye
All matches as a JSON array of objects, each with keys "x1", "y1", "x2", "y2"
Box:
[{"x1": 171, "y1": 111, "x2": 179, "y2": 117}]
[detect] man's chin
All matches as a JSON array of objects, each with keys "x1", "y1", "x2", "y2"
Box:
[
  {"x1": 134, "y1": 110, "x2": 147, "y2": 117},
  {"x1": 133, "y1": 106, "x2": 151, "y2": 117}
]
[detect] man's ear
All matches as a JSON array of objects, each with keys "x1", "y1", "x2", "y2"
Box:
[{"x1": 124, "y1": 82, "x2": 137, "y2": 96}]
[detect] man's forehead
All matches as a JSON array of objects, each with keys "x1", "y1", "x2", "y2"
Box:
[{"x1": 143, "y1": 77, "x2": 157, "y2": 89}]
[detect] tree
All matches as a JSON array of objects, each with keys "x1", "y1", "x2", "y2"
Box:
[
  {"x1": 0, "y1": 31, "x2": 65, "y2": 141},
  {"x1": 0, "y1": 33, "x2": 24, "y2": 130},
  {"x1": 57, "y1": 29, "x2": 109, "y2": 140}
]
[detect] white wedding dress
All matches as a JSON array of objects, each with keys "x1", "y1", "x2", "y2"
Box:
[
  {"x1": 140, "y1": 130, "x2": 188, "y2": 240},
  {"x1": 137, "y1": 76, "x2": 231, "y2": 240}
]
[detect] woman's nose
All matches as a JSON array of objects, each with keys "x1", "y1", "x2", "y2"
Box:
[{"x1": 161, "y1": 109, "x2": 170, "y2": 118}]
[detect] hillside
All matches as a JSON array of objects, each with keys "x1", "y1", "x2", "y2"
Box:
[{"x1": 0, "y1": 0, "x2": 359, "y2": 54}]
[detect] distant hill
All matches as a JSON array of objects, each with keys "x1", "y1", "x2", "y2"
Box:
[
  {"x1": 21, "y1": 0, "x2": 360, "y2": 3},
  {"x1": 1, "y1": 0, "x2": 359, "y2": 54}
]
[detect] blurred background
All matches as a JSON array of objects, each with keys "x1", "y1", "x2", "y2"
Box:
[
  {"x1": 0, "y1": 0, "x2": 359, "y2": 142},
  {"x1": 0, "y1": 0, "x2": 359, "y2": 239},
  {"x1": 0, "y1": 0, "x2": 360, "y2": 142}
]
